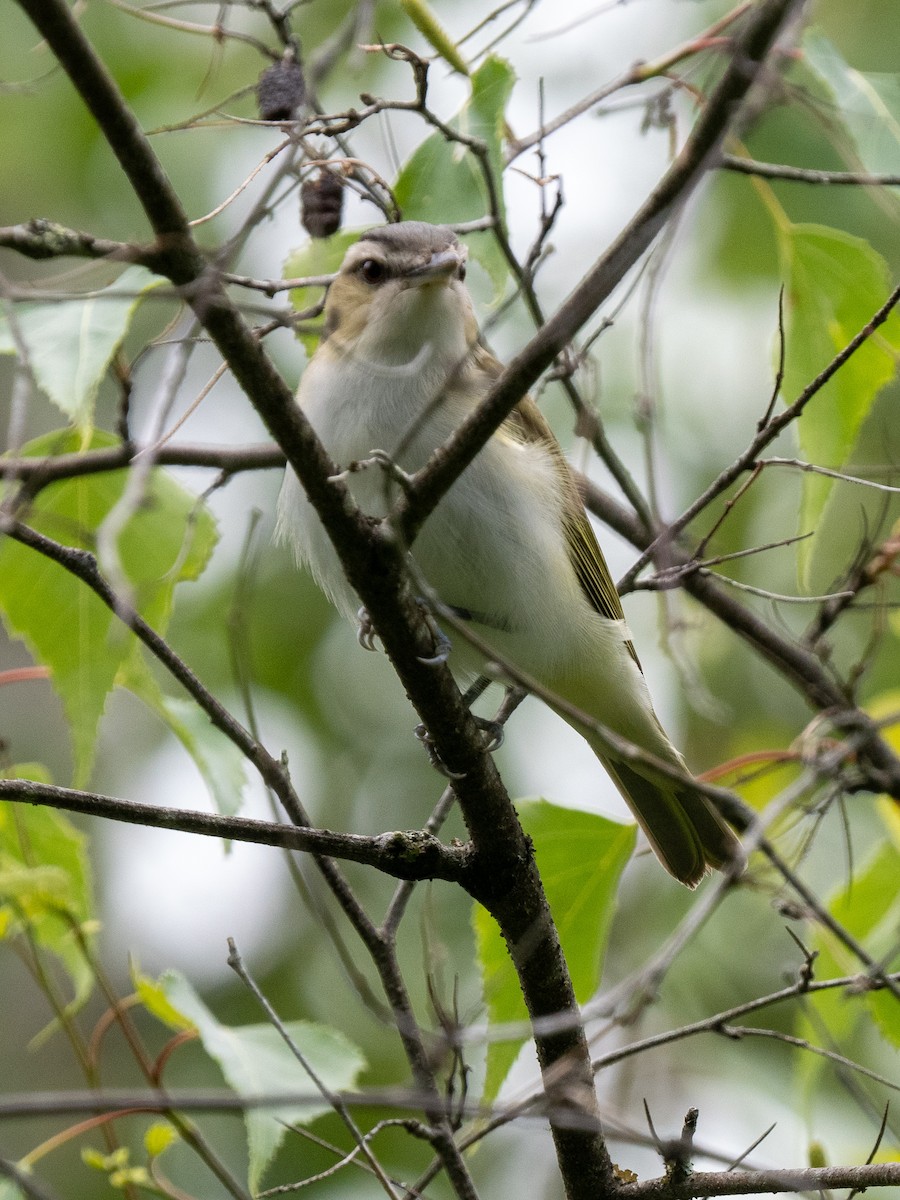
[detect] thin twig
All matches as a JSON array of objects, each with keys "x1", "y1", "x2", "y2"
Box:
[
  {"x1": 720, "y1": 154, "x2": 900, "y2": 187},
  {"x1": 228, "y1": 940, "x2": 403, "y2": 1200},
  {"x1": 617, "y1": 283, "x2": 900, "y2": 592}
]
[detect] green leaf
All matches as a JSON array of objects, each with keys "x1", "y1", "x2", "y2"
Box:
[
  {"x1": 284, "y1": 229, "x2": 358, "y2": 359},
  {"x1": 0, "y1": 266, "x2": 167, "y2": 436},
  {"x1": 149, "y1": 970, "x2": 366, "y2": 1191},
  {"x1": 472, "y1": 800, "x2": 635, "y2": 1104},
  {"x1": 160, "y1": 696, "x2": 245, "y2": 817},
  {"x1": 0, "y1": 430, "x2": 218, "y2": 783},
  {"x1": 393, "y1": 55, "x2": 515, "y2": 297},
  {"x1": 124, "y1": 657, "x2": 246, "y2": 817},
  {"x1": 0, "y1": 764, "x2": 95, "y2": 1016},
  {"x1": 803, "y1": 32, "x2": 900, "y2": 178},
  {"x1": 400, "y1": 0, "x2": 469, "y2": 75},
  {"x1": 777, "y1": 224, "x2": 900, "y2": 585}
]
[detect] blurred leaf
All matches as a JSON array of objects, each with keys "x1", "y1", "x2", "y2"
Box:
[
  {"x1": 144, "y1": 1123, "x2": 179, "y2": 1158},
  {"x1": 284, "y1": 229, "x2": 357, "y2": 358},
  {"x1": 0, "y1": 763, "x2": 94, "y2": 1015},
  {"x1": 394, "y1": 55, "x2": 515, "y2": 296},
  {"x1": 132, "y1": 963, "x2": 196, "y2": 1032},
  {"x1": 124, "y1": 657, "x2": 246, "y2": 817},
  {"x1": 868, "y1": 688, "x2": 900, "y2": 761},
  {"x1": 473, "y1": 801, "x2": 634, "y2": 1104},
  {"x1": 154, "y1": 694, "x2": 247, "y2": 819},
  {"x1": 0, "y1": 430, "x2": 217, "y2": 782},
  {"x1": 81, "y1": 1148, "x2": 129, "y2": 1172},
  {"x1": 0, "y1": 1177, "x2": 27, "y2": 1200},
  {"x1": 878, "y1": 795, "x2": 900, "y2": 850},
  {"x1": 803, "y1": 838, "x2": 900, "y2": 1069},
  {"x1": 0, "y1": 266, "x2": 166, "y2": 436},
  {"x1": 803, "y1": 32, "x2": 900, "y2": 177},
  {"x1": 807, "y1": 1140, "x2": 828, "y2": 1168},
  {"x1": 867, "y1": 690, "x2": 900, "y2": 845},
  {"x1": 401, "y1": 0, "x2": 469, "y2": 75},
  {"x1": 777, "y1": 224, "x2": 900, "y2": 585},
  {"x1": 153, "y1": 969, "x2": 366, "y2": 1191}
]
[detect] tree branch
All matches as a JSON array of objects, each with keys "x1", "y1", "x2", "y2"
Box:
[
  {"x1": 617, "y1": 1161, "x2": 900, "y2": 1198},
  {"x1": 580, "y1": 478, "x2": 900, "y2": 799},
  {"x1": 394, "y1": 0, "x2": 805, "y2": 545},
  {"x1": 0, "y1": 219, "x2": 149, "y2": 264},
  {"x1": 0, "y1": 513, "x2": 481, "y2": 1198},
  {"x1": 617, "y1": 283, "x2": 900, "y2": 591},
  {"x1": 0, "y1": 779, "x2": 469, "y2": 883},
  {"x1": 720, "y1": 154, "x2": 900, "y2": 187},
  {"x1": 0, "y1": 442, "x2": 284, "y2": 491}
]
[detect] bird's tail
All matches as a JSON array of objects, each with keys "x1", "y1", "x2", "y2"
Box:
[{"x1": 596, "y1": 747, "x2": 743, "y2": 888}]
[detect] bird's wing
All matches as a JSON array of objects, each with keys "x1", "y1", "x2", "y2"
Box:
[
  {"x1": 461, "y1": 342, "x2": 630, "y2": 630},
  {"x1": 500, "y1": 389, "x2": 628, "y2": 627}
]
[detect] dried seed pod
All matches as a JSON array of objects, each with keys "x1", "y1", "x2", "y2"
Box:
[
  {"x1": 257, "y1": 58, "x2": 305, "y2": 122},
  {"x1": 301, "y1": 169, "x2": 344, "y2": 239}
]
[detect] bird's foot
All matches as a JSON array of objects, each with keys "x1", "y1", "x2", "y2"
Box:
[
  {"x1": 462, "y1": 689, "x2": 526, "y2": 752},
  {"x1": 414, "y1": 723, "x2": 466, "y2": 779},
  {"x1": 368, "y1": 448, "x2": 415, "y2": 494},
  {"x1": 494, "y1": 684, "x2": 527, "y2": 727},
  {"x1": 357, "y1": 597, "x2": 452, "y2": 663},
  {"x1": 329, "y1": 450, "x2": 414, "y2": 494},
  {"x1": 472, "y1": 714, "x2": 505, "y2": 752},
  {"x1": 414, "y1": 713, "x2": 507, "y2": 778},
  {"x1": 415, "y1": 598, "x2": 452, "y2": 666}
]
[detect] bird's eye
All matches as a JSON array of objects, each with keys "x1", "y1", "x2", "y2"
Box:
[
  {"x1": 457, "y1": 262, "x2": 467, "y2": 282},
  {"x1": 358, "y1": 259, "x2": 387, "y2": 285}
]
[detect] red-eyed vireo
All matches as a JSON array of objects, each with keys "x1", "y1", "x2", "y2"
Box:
[{"x1": 277, "y1": 221, "x2": 743, "y2": 887}]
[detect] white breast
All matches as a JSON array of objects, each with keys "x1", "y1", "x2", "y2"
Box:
[{"x1": 276, "y1": 336, "x2": 623, "y2": 681}]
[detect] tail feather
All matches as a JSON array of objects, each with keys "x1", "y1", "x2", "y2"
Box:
[
  {"x1": 602, "y1": 756, "x2": 743, "y2": 888},
  {"x1": 674, "y1": 784, "x2": 744, "y2": 873},
  {"x1": 544, "y1": 656, "x2": 744, "y2": 887}
]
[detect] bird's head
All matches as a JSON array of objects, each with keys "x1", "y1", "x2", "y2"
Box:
[{"x1": 322, "y1": 222, "x2": 476, "y2": 368}]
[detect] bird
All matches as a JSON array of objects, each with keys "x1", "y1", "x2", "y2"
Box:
[{"x1": 276, "y1": 220, "x2": 744, "y2": 887}]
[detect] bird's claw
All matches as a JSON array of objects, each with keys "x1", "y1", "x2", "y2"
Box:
[
  {"x1": 357, "y1": 598, "x2": 451, "y2": 663},
  {"x1": 357, "y1": 606, "x2": 378, "y2": 652},
  {"x1": 414, "y1": 714, "x2": 504, "y2": 778},
  {"x1": 474, "y1": 716, "x2": 504, "y2": 753}
]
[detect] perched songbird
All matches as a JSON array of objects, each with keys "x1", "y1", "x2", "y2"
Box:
[{"x1": 277, "y1": 221, "x2": 743, "y2": 886}]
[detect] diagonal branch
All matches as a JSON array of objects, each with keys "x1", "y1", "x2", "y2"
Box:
[
  {"x1": 580, "y1": 478, "x2": 900, "y2": 799},
  {"x1": 0, "y1": 514, "x2": 479, "y2": 1198},
  {"x1": 394, "y1": 0, "x2": 805, "y2": 546},
  {"x1": 720, "y1": 154, "x2": 900, "y2": 187}
]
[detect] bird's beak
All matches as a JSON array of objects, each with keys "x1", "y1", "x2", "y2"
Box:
[{"x1": 405, "y1": 248, "x2": 464, "y2": 286}]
